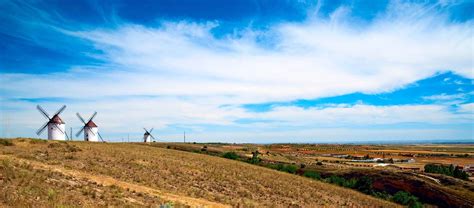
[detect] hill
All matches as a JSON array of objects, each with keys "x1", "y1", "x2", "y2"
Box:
[{"x1": 0, "y1": 138, "x2": 398, "y2": 207}]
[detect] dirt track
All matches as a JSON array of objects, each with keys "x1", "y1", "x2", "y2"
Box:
[{"x1": 0, "y1": 154, "x2": 230, "y2": 208}]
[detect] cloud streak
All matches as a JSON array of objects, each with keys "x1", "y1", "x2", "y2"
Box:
[{"x1": 0, "y1": 1, "x2": 472, "y2": 142}]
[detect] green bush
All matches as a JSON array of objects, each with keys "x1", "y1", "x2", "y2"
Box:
[
  {"x1": 392, "y1": 191, "x2": 422, "y2": 208},
  {"x1": 302, "y1": 170, "x2": 321, "y2": 180},
  {"x1": 268, "y1": 163, "x2": 284, "y2": 170},
  {"x1": 269, "y1": 164, "x2": 298, "y2": 174},
  {"x1": 373, "y1": 191, "x2": 392, "y2": 200},
  {"x1": 281, "y1": 164, "x2": 298, "y2": 174},
  {"x1": 327, "y1": 176, "x2": 346, "y2": 186},
  {"x1": 354, "y1": 176, "x2": 373, "y2": 194},
  {"x1": 0, "y1": 139, "x2": 13, "y2": 146},
  {"x1": 342, "y1": 178, "x2": 358, "y2": 188},
  {"x1": 222, "y1": 152, "x2": 239, "y2": 160}
]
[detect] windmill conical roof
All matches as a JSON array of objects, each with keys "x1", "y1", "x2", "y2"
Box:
[
  {"x1": 49, "y1": 115, "x2": 65, "y2": 124},
  {"x1": 86, "y1": 120, "x2": 98, "y2": 127}
]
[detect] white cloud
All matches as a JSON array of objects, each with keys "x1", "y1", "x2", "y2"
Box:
[
  {"x1": 1, "y1": 1, "x2": 473, "y2": 141},
  {"x1": 422, "y1": 93, "x2": 466, "y2": 101}
]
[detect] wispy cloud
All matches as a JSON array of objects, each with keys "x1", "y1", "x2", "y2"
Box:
[{"x1": 0, "y1": 0, "x2": 473, "y2": 141}]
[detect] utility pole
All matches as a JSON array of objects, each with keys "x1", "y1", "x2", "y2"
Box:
[
  {"x1": 128, "y1": 133, "x2": 130, "y2": 142},
  {"x1": 184, "y1": 131, "x2": 186, "y2": 143},
  {"x1": 70, "y1": 127, "x2": 73, "y2": 141}
]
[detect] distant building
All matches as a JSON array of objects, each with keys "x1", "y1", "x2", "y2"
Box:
[{"x1": 463, "y1": 165, "x2": 474, "y2": 175}]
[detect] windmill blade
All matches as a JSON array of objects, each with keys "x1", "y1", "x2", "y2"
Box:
[
  {"x1": 76, "y1": 126, "x2": 85, "y2": 137},
  {"x1": 76, "y1": 113, "x2": 86, "y2": 124},
  {"x1": 149, "y1": 128, "x2": 154, "y2": 133},
  {"x1": 65, "y1": 130, "x2": 70, "y2": 140},
  {"x1": 88, "y1": 112, "x2": 97, "y2": 122},
  {"x1": 143, "y1": 128, "x2": 149, "y2": 133},
  {"x1": 36, "y1": 105, "x2": 50, "y2": 120},
  {"x1": 36, "y1": 121, "x2": 49, "y2": 135},
  {"x1": 150, "y1": 134, "x2": 157, "y2": 141},
  {"x1": 54, "y1": 105, "x2": 66, "y2": 116},
  {"x1": 97, "y1": 132, "x2": 105, "y2": 142}
]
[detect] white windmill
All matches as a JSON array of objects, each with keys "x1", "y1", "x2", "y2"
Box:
[
  {"x1": 76, "y1": 112, "x2": 104, "y2": 142},
  {"x1": 143, "y1": 128, "x2": 156, "y2": 142},
  {"x1": 36, "y1": 105, "x2": 69, "y2": 140}
]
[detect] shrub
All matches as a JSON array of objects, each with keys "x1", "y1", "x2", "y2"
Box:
[
  {"x1": 269, "y1": 164, "x2": 298, "y2": 174},
  {"x1": 281, "y1": 165, "x2": 298, "y2": 174},
  {"x1": 249, "y1": 151, "x2": 261, "y2": 164},
  {"x1": 354, "y1": 176, "x2": 373, "y2": 194},
  {"x1": 373, "y1": 191, "x2": 392, "y2": 200},
  {"x1": 392, "y1": 191, "x2": 422, "y2": 208},
  {"x1": 343, "y1": 178, "x2": 358, "y2": 189},
  {"x1": 327, "y1": 176, "x2": 346, "y2": 186},
  {"x1": 222, "y1": 152, "x2": 239, "y2": 160},
  {"x1": 316, "y1": 161, "x2": 323, "y2": 166},
  {"x1": 249, "y1": 157, "x2": 261, "y2": 164},
  {"x1": 47, "y1": 189, "x2": 57, "y2": 201},
  {"x1": 302, "y1": 170, "x2": 321, "y2": 180},
  {"x1": 268, "y1": 163, "x2": 285, "y2": 171},
  {"x1": 0, "y1": 139, "x2": 13, "y2": 146}
]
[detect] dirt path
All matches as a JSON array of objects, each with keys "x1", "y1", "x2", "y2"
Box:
[
  {"x1": 414, "y1": 173, "x2": 441, "y2": 185},
  {"x1": 0, "y1": 154, "x2": 230, "y2": 208}
]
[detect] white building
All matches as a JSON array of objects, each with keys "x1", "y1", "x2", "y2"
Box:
[
  {"x1": 84, "y1": 120, "x2": 99, "y2": 142},
  {"x1": 143, "y1": 132, "x2": 152, "y2": 142},
  {"x1": 47, "y1": 115, "x2": 66, "y2": 141}
]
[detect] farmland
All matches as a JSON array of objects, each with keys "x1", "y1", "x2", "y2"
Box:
[
  {"x1": 0, "y1": 138, "x2": 397, "y2": 207},
  {"x1": 150, "y1": 142, "x2": 474, "y2": 207}
]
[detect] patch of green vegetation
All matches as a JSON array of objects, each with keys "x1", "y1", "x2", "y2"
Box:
[
  {"x1": 425, "y1": 164, "x2": 469, "y2": 180},
  {"x1": 247, "y1": 151, "x2": 261, "y2": 164},
  {"x1": 266, "y1": 163, "x2": 423, "y2": 208},
  {"x1": 222, "y1": 152, "x2": 239, "y2": 160},
  {"x1": 268, "y1": 163, "x2": 298, "y2": 174},
  {"x1": 392, "y1": 191, "x2": 422, "y2": 208},
  {"x1": 302, "y1": 170, "x2": 321, "y2": 180}
]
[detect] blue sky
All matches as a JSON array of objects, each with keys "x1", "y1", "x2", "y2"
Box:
[{"x1": 0, "y1": 0, "x2": 473, "y2": 143}]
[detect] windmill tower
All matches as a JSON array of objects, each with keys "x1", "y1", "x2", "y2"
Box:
[
  {"x1": 36, "y1": 105, "x2": 68, "y2": 140},
  {"x1": 76, "y1": 112, "x2": 104, "y2": 142},
  {"x1": 143, "y1": 128, "x2": 156, "y2": 142}
]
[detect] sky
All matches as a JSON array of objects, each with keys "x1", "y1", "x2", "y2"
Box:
[{"x1": 0, "y1": 0, "x2": 473, "y2": 143}]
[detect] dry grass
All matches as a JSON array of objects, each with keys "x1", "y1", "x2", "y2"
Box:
[
  {"x1": 0, "y1": 157, "x2": 174, "y2": 207},
  {"x1": 0, "y1": 139, "x2": 397, "y2": 207}
]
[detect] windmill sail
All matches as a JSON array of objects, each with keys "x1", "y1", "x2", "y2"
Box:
[{"x1": 35, "y1": 105, "x2": 67, "y2": 141}]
